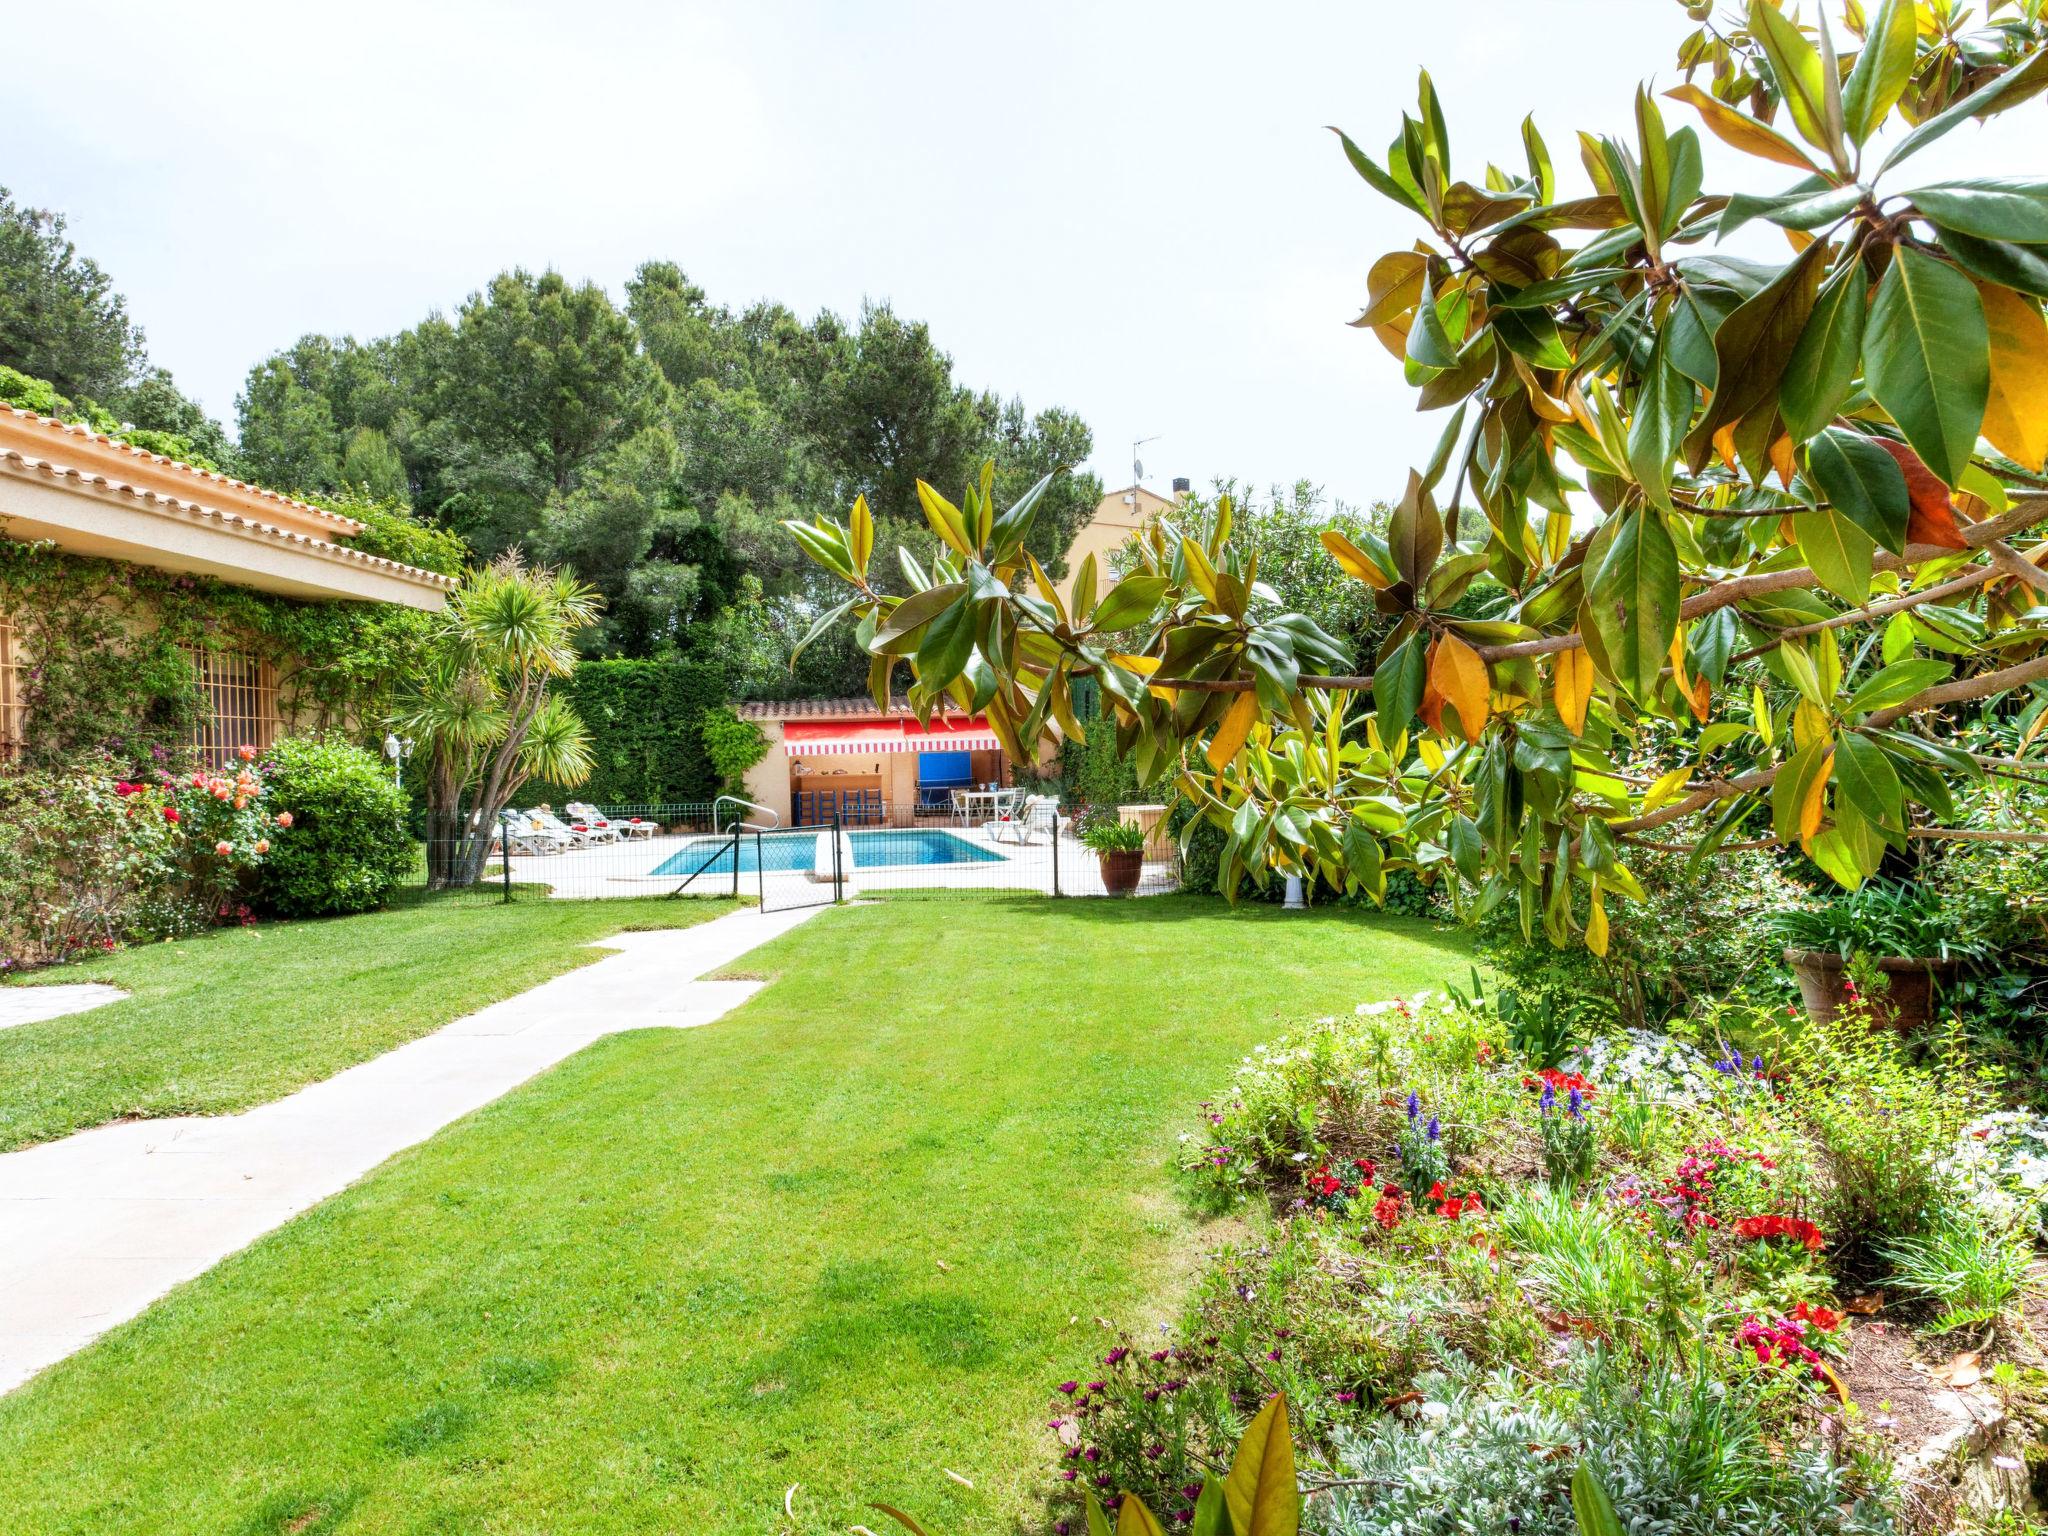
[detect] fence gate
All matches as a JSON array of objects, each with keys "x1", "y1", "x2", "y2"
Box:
[{"x1": 749, "y1": 818, "x2": 847, "y2": 913}]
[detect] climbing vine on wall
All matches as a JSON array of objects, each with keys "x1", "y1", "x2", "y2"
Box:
[{"x1": 0, "y1": 532, "x2": 436, "y2": 772}]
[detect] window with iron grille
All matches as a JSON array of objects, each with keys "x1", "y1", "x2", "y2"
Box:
[
  {"x1": 187, "y1": 648, "x2": 278, "y2": 768},
  {"x1": 0, "y1": 615, "x2": 22, "y2": 760}
]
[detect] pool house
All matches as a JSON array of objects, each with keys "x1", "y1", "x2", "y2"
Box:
[{"x1": 737, "y1": 697, "x2": 1045, "y2": 828}]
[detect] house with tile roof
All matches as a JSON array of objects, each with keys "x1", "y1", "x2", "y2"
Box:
[
  {"x1": 737, "y1": 695, "x2": 1048, "y2": 828},
  {"x1": 0, "y1": 406, "x2": 454, "y2": 765}
]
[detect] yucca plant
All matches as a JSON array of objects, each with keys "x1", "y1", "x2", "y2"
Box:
[{"x1": 394, "y1": 552, "x2": 600, "y2": 888}]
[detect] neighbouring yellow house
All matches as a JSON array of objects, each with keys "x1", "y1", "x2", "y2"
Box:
[
  {"x1": 1055, "y1": 481, "x2": 1181, "y2": 607},
  {"x1": 0, "y1": 407, "x2": 453, "y2": 766}
]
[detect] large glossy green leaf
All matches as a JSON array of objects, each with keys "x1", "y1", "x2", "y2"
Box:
[
  {"x1": 1880, "y1": 48, "x2": 2048, "y2": 173},
  {"x1": 1793, "y1": 506, "x2": 1877, "y2": 604},
  {"x1": 1937, "y1": 227, "x2": 2048, "y2": 300},
  {"x1": 915, "y1": 595, "x2": 977, "y2": 686},
  {"x1": 1583, "y1": 507, "x2": 1679, "y2": 700},
  {"x1": 1905, "y1": 180, "x2": 2048, "y2": 242},
  {"x1": 1406, "y1": 272, "x2": 1459, "y2": 369},
  {"x1": 1835, "y1": 732, "x2": 1904, "y2": 832},
  {"x1": 1332, "y1": 127, "x2": 1428, "y2": 217},
  {"x1": 1863, "y1": 247, "x2": 1988, "y2": 487},
  {"x1": 1683, "y1": 242, "x2": 1826, "y2": 467},
  {"x1": 1091, "y1": 575, "x2": 1171, "y2": 632},
  {"x1": 873, "y1": 582, "x2": 969, "y2": 646},
  {"x1": 1571, "y1": 1467, "x2": 1625, "y2": 1536},
  {"x1": 1779, "y1": 260, "x2": 1868, "y2": 440},
  {"x1": 1842, "y1": 657, "x2": 1950, "y2": 714},
  {"x1": 1718, "y1": 183, "x2": 1860, "y2": 237},
  {"x1": 1749, "y1": 0, "x2": 1841, "y2": 165},
  {"x1": 1188, "y1": 1478, "x2": 1231, "y2": 1536},
  {"x1": 1374, "y1": 630, "x2": 1428, "y2": 742},
  {"x1": 1803, "y1": 426, "x2": 1909, "y2": 553},
  {"x1": 1842, "y1": 0, "x2": 1917, "y2": 144},
  {"x1": 1387, "y1": 472, "x2": 1444, "y2": 589},
  {"x1": 1626, "y1": 333, "x2": 1693, "y2": 508}
]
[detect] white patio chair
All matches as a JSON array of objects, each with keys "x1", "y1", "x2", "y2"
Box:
[
  {"x1": 499, "y1": 810, "x2": 570, "y2": 856},
  {"x1": 529, "y1": 809, "x2": 607, "y2": 848},
  {"x1": 565, "y1": 802, "x2": 628, "y2": 842},
  {"x1": 985, "y1": 795, "x2": 1064, "y2": 845}
]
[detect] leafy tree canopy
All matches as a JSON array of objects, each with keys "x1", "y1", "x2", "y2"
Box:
[
  {"x1": 236, "y1": 263, "x2": 1102, "y2": 679},
  {"x1": 788, "y1": 0, "x2": 2048, "y2": 950},
  {"x1": 0, "y1": 186, "x2": 235, "y2": 466}
]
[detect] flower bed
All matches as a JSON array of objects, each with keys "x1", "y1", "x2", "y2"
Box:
[
  {"x1": 1045, "y1": 991, "x2": 2044, "y2": 1532},
  {"x1": 0, "y1": 750, "x2": 285, "y2": 969}
]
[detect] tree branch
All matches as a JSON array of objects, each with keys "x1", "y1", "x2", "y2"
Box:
[{"x1": 1610, "y1": 651, "x2": 2048, "y2": 834}]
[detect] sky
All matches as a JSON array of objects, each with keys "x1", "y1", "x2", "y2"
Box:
[{"x1": 9, "y1": 0, "x2": 2039, "y2": 514}]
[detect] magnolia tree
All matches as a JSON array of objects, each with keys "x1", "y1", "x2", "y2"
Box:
[{"x1": 787, "y1": 0, "x2": 2048, "y2": 951}]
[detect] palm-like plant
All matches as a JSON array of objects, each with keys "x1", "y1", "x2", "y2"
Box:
[{"x1": 396, "y1": 553, "x2": 600, "y2": 887}]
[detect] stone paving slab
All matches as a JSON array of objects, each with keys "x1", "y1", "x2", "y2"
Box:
[
  {"x1": 0, "y1": 902, "x2": 825, "y2": 1394},
  {"x1": 0, "y1": 983, "x2": 128, "y2": 1032}
]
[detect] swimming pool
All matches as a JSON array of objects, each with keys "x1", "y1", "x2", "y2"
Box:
[{"x1": 649, "y1": 829, "x2": 1006, "y2": 878}]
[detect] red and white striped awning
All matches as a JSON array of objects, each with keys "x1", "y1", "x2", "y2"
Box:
[{"x1": 784, "y1": 716, "x2": 1002, "y2": 757}]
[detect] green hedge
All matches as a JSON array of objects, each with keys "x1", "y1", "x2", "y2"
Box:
[{"x1": 529, "y1": 657, "x2": 734, "y2": 807}]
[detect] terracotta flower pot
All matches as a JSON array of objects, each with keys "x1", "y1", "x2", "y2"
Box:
[
  {"x1": 1782, "y1": 947, "x2": 1957, "y2": 1032},
  {"x1": 1098, "y1": 849, "x2": 1144, "y2": 896}
]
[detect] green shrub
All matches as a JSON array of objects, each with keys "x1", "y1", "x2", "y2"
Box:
[
  {"x1": 1325, "y1": 1352, "x2": 1892, "y2": 1536},
  {"x1": 251, "y1": 736, "x2": 412, "y2": 917},
  {"x1": 1476, "y1": 847, "x2": 1802, "y2": 1036},
  {"x1": 527, "y1": 657, "x2": 733, "y2": 807},
  {"x1": 1773, "y1": 993, "x2": 1979, "y2": 1264},
  {"x1": 697, "y1": 707, "x2": 767, "y2": 794}
]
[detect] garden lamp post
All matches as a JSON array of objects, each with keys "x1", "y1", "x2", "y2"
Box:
[{"x1": 383, "y1": 733, "x2": 414, "y2": 790}]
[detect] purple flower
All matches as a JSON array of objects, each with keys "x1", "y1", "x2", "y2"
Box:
[
  {"x1": 1057, "y1": 1381, "x2": 1078, "y2": 1395},
  {"x1": 1104, "y1": 1347, "x2": 1129, "y2": 1366},
  {"x1": 1426, "y1": 1116, "x2": 1440, "y2": 1142},
  {"x1": 1539, "y1": 1080, "x2": 1557, "y2": 1113},
  {"x1": 1567, "y1": 1087, "x2": 1584, "y2": 1120},
  {"x1": 1406, "y1": 1091, "x2": 1420, "y2": 1122}
]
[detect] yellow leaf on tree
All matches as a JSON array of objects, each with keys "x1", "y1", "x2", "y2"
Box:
[
  {"x1": 1799, "y1": 750, "x2": 1833, "y2": 846},
  {"x1": 1431, "y1": 632, "x2": 1491, "y2": 744},
  {"x1": 1554, "y1": 645, "x2": 1594, "y2": 735},
  {"x1": 1711, "y1": 421, "x2": 1741, "y2": 473},
  {"x1": 1769, "y1": 434, "x2": 1797, "y2": 489},
  {"x1": 1319, "y1": 529, "x2": 1391, "y2": 588},
  {"x1": 1111, "y1": 654, "x2": 1161, "y2": 675},
  {"x1": 1978, "y1": 281, "x2": 2048, "y2": 473},
  {"x1": 1207, "y1": 690, "x2": 1259, "y2": 772},
  {"x1": 1586, "y1": 889, "x2": 1610, "y2": 957},
  {"x1": 1643, "y1": 763, "x2": 1695, "y2": 813}
]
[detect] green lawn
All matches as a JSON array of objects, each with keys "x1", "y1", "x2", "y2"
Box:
[
  {"x1": 0, "y1": 895, "x2": 735, "y2": 1151},
  {"x1": 0, "y1": 896, "x2": 1468, "y2": 1534}
]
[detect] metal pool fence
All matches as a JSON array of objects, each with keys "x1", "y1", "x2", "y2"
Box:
[{"x1": 396, "y1": 799, "x2": 1181, "y2": 910}]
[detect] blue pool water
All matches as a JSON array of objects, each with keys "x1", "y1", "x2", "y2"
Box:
[{"x1": 650, "y1": 829, "x2": 1005, "y2": 878}]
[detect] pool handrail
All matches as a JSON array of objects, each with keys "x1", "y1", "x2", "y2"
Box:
[{"x1": 713, "y1": 794, "x2": 780, "y2": 835}]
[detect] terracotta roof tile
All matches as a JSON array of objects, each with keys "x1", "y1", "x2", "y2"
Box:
[
  {"x1": 737, "y1": 696, "x2": 934, "y2": 721},
  {"x1": 0, "y1": 446, "x2": 458, "y2": 591},
  {"x1": 2, "y1": 407, "x2": 363, "y2": 533}
]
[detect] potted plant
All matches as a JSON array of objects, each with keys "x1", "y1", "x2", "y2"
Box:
[
  {"x1": 1774, "y1": 880, "x2": 1976, "y2": 1031},
  {"x1": 1079, "y1": 812, "x2": 1148, "y2": 896}
]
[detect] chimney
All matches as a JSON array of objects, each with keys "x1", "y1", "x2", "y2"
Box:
[{"x1": 1171, "y1": 477, "x2": 1191, "y2": 497}]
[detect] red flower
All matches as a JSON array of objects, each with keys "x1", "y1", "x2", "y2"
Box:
[
  {"x1": 1522, "y1": 1068, "x2": 1597, "y2": 1099},
  {"x1": 1734, "y1": 1213, "x2": 1825, "y2": 1252},
  {"x1": 1353, "y1": 1158, "x2": 1376, "y2": 1179},
  {"x1": 163, "y1": 806, "x2": 181, "y2": 823}
]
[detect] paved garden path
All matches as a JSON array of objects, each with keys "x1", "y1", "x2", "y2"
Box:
[
  {"x1": 0, "y1": 984, "x2": 129, "y2": 1032},
  {"x1": 0, "y1": 903, "x2": 825, "y2": 1394}
]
